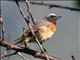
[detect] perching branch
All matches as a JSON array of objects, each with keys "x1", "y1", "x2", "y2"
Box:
[
  {"x1": 30, "y1": 1, "x2": 80, "y2": 11},
  {"x1": 0, "y1": 40, "x2": 60, "y2": 60}
]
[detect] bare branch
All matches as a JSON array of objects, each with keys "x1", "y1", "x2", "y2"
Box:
[
  {"x1": 3, "y1": 0, "x2": 80, "y2": 11},
  {"x1": 0, "y1": 40, "x2": 60, "y2": 60},
  {"x1": 25, "y1": 0, "x2": 35, "y2": 25},
  {"x1": 0, "y1": 14, "x2": 5, "y2": 41},
  {"x1": 30, "y1": 1, "x2": 80, "y2": 11},
  {"x1": 71, "y1": 55, "x2": 76, "y2": 60}
]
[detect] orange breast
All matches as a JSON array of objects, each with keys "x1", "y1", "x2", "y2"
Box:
[{"x1": 49, "y1": 22, "x2": 56, "y2": 32}]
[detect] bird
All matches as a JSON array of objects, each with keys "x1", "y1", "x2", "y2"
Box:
[{"x1": 14, "y1": 13, "x2": 61, "y2": 51}]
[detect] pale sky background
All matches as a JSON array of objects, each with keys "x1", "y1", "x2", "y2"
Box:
[{"x1": 1, "y1": 1, "x2": 80, "y2": 60}]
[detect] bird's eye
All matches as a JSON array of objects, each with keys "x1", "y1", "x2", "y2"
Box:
[
  {"x1": 53, "y1": 19, "x2": 56, "y2": 21},
  {"x1": 50, "y1": 15, "x2": 54, "y2": 17}
]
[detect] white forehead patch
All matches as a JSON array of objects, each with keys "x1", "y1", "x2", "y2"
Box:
[{"x1": 48, "y1": 13, "x2": 57, "y2": 17}]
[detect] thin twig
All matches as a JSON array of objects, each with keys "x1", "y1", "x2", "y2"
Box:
[
  {"x1": 0, "y1": 15, "x2": 4, "y2": 41},
  {"x1": 15, "y1": 0, "x2": 50, "y2": 60},
  {"x1": 71, "y1": 55, "x2": 76, "y2": 60},
  {"x1": 30, "y1": 1, "x2": 80, "y2": 11},
  {"x1": 25, "y1": 0, "x2": 35, "y2": 25},
  {"x1": 0, "y1": 13, "x2": 5, "y2": 42},
  {"x1": 0, "y1": 9, "x2": 2, "y2": 60},
  {"x1": 4, "y1": 0, "x2": 80, "y2": 11},
  {"x1": 0, "y1": 51, "x2": 17, "y2": 58}
]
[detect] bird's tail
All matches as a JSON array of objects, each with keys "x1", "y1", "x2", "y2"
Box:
[{"x1": 14, "y1": 37, "x2": 24, "y2": 45}]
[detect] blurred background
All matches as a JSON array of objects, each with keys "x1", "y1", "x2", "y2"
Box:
[{"x1": 1, "y1": 0, "x2": 80, "y2": 60}]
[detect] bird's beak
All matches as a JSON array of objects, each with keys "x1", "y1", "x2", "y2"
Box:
[
  {"x1": 53, "y1": 16, "x2": 61, "y2": 22},
  {"x1": 57, "y1": 16, "x2": 61, "y2": 19}
]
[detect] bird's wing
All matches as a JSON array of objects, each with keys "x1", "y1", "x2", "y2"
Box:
[
  {"x1": 14, "y1": 27, "x2": 38, "y2": 45},
  {"x1": 24, "y1": 27, "x2": 39, "y2": 36}
]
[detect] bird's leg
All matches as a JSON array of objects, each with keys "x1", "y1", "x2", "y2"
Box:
[
  {"x1": 24, "y1": 40, "x2": 29, "y2": 48},
  {"x1": 24, "y1": 42, "x2": 27, "y2": 48},
  {"x1": 22, "y1": 34, "x2": 30, "y2": 48}
]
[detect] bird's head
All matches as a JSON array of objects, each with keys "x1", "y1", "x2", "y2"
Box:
[{"x1": 45, "y1": 13, "x2": 61, "y2": 24}]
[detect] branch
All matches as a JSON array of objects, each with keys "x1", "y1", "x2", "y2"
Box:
[
  {"x1": 25, "y1": 0, "x2": 35, "y2": 25},
  {"x1": 17, "y1": 52, "x2": 29, "y2": 60},
  {"x1": 71, "y1": 55, "x2": 76, "y2": 60},
  {"x1": 0, "y1": 12, "x2": 5, "y2": 41},
  {"x1": 0, "y1": 41, "x2": 60, "y2": 60},
  {"x1": 30, "y1": 1, "x2": 80, "y2": 11},
  {"x1": 5, "y1": 0, "x2": 80, "y2": 11},
  {"x1": 0, "y1": 51, "x2": 16, "y2": 58}
]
